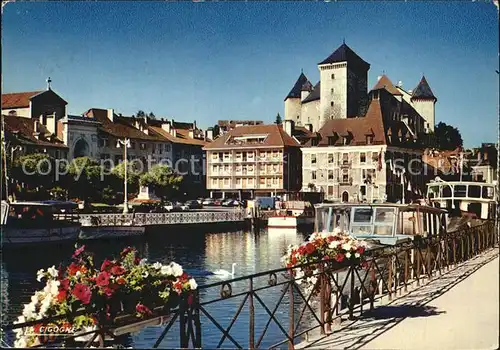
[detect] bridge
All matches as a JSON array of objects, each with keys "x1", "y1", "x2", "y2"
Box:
[{"x1": 3, "y1": 221, "x2": 498, "y2": 349}]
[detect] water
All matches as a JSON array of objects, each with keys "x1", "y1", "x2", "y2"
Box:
[{"x1": 1, "y1": 227, "x2": 314, "y2": 348}]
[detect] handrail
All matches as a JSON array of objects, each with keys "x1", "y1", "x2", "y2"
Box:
[{"x1": 4, "y1": 221, "x2": 497, "y2": 349}]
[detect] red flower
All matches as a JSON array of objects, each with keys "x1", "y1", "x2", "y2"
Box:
[
  {"x1": 110, "y1": 265, "x2": 125, "y2": 276},
  {"x1": 298, "y1": 246, "x2": 306, "y2": 255},
  {"x1": 328, "y1": 236, "x2": 335, "y2": 242},
  {"x1": 56, "y1": 290, "x2": 68, "y2": 303},
  {"x1": 72, "y1": 283, "x2": 91, "y2": 304},
  {"x1": 101, "y1": 259, "x2": 113, "y2": 272},
  {"x1": 134, "y1": 257, "x2": 140, "y2": 265},
  {"x1": 96, "y1": 272, "x2": 110, "y2": 287},
  {"x1": 291, "y1": 256, "x2": 297, "y2": 265},
  {"x1": 102, "y1": 287, "x2": 115, "y2": 298},
  {"x1": 72, "y1": 245, "x2": 85, "y2": 259},
  {"x1": 135, "y1": 303, "x2": 152, "y2": 316},
  {"x1": 305, "y1": 243, "x2": 315, "y2": 255},
  {"x1": 335, "y1": 253, "x2": 345, "y2": 263},
  {"x1": 357, "y1": 246, "x2": 365, "y2": 254},
  {"x1": 60, "y1": 278, "x2": 70, "y2": 291},
  {"x1": 116, "y1": 277, "x2": 126, "y2": 285},
  {"x1": 68, "y1": 263, "x2": 80, "y2": 276},
  {"x1": 120, "y1": 247, "x2": 135, "y2": 257},
  {"x1": 322, "y1": 256, "x2": 330, "y2": 260}
]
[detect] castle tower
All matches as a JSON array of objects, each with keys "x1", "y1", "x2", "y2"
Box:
[
  {"x1": 317, "y1": 42, "x2": 370, "y2": 128},
  {"x1": 284, "y1": 72, "x2": 312, "y2": 124},
  {"x1": 410, "y1": 76, "x2": 437, "y2": 133}
]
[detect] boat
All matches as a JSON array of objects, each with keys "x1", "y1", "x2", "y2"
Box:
[
  {"x1": 426, "y1": 179, "x2": 496, "y2": 226},
  {"x1": 78, "y1": 226, "x2": 145, "y2": 240},
  {"x1": 1, "y1": 200, "x2": 81, "y2": 246},
  {"x1": 314, "y1": 202, "x2": 448, "y2": 247},
  {"x1": 268, "y1": 200, "x2": 315, "y2": 229},
  {"x1": 268, "y1": 215, "x2": 297, "y2": 229}
]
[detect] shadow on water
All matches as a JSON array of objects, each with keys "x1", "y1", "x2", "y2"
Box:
[{"x1": 360, "y1": 304, "x2": 446, "y2": 320}]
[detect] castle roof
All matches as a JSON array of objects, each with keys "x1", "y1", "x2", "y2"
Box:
[
  {"x1": 411, "y1": 76, "x2": 436, "y2": 101},
  {"x1": 2, "y1": 90, "x2": 67, "y2": 109},
  {"x1": 318, "y1": 43, "x2": 370, "y2": 70},
  {"x1": 285, "y1": 72, "x2": 312, "y2": 101},
  {"x1": 371, "y1": 75, "x2": 402, "y2": 96},
  {"x1": 302, "y1": 81, "x2": 321, "y2": 104}
]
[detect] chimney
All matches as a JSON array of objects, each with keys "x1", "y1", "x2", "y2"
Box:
[
  {"x1": 408, "y1": 89, "x2": 413, "y2": 95},
  {"x1": 33, "y1": 121, "x2": 40, "y2": 139},
  {"x1": 483, "y1": 151, "x2": 488, "y2": 162},
  {"x1": 397, "y1": 81, "x2": 403, "y2": 87},
  {"x1": 46, "y1": 113, "x2": 56, "y2": 135},
  {"x1": 193, "y1": 120, "x2": 197, "y2": 129},
  {"x1": 205, "y1": 128, "x2": 214, "y2": 141},
  {"x1": 161, "y1": 121, "x2": 171, "y2": 133},
  {"x1": 171, "y1": 128, "x2": 177, "y2": 137},
  {"x1": 284, "y1": 119, "x2": 295, "y2": 137},
  {"x1": 189, "y1": 130, "x2": 194, "y2": 139},
  {"x1": 107, "y1": 108, "x2": 114, "y2": 122},
  {"x1": 304, "y1": 123, "x2": 313, "y2": 132},
  {"x1": 377, "y1": 75, "x2": 382, "y2": 81}
]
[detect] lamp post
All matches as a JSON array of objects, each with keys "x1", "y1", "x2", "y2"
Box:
[{"x1": 116, "y1": 138, "x2": 131, "y2": 214}]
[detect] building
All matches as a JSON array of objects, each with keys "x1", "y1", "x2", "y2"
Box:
[
  {"x1": 284, "y1": 42, "x2": 437, "y2": 134},
  {"x1": 203, "y1": 124, "x2": 302, "y2": 199},
  {"x1": 301, "y1": 87, "x2": 426, "y2": 204}
]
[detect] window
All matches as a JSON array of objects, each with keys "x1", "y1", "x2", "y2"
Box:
[
  {"x1": 212, "y1": 153, "x2": 218, "y2": 161},
  {"x1": 165, "y1": 144, "x2": 171, "y2": 152},
  {"x1": 360, "y1": 152, "x2": 366, "y2": 164},
  {"x1": 342, "y1": 153, "x2": 349, "y2": 164},
  {"x1": 331, "y1": 74, "x2": 335, "y2": 79},
  {"x1": 330, "y1": 88, "x2": 334, "y2": 94},
  {"x1": 330, "y1": 101, "x2": 334, "y2": 107},
  {"x1": 342, "y1": 169, "x2": 349, "y2": 183},
  {"x1": 328, "y1": 186, "x2": 334, "y2": 196},
  {"x1": 273, "y1": 177, "x2": 278, "y2": 185},
  {"x1": 360, "y1": 185, "x2": 366, "y2": 196},
  {"x1": 312, "y1": 171, "x2": 317, "y2": 180},
  {"x1": 212, "y1": 178, "x2": 217, "y2": 187},
  {"x1": 328, "y1": 170, "x2": 334, "y2": 180},
  {"x1": 140, "y1": 143, "x2": 146, "y2": 150},
  {"x1": 236, "y1": 178, "x2": 242, "y2": 185},
  {"x1": 248, "y1": 178, "x2": 254, "y2": 186},
  {"x1": 212, "y1": 165, "x2": 218, "y2": 173},
  {"x1": 311, "y1": 154, "x2": 317, "y2": 165},
  {"x1": 260, "y1": 177, "x2": 265, "y2": 185},
  {"x1": 311, "y1": 138, "x2": 319, "y2": 146},
  {"x1": 224, "y1": 178, "x2": 230, "y2": 186},
  {"x1": 343, "y1": 137, "x2": 348, "y2": 145},
  {"x1": 328, "y1": 154, "x2": 334, "y2": 164}
]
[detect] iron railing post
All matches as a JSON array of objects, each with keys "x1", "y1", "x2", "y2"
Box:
[
  {"x1": 249, "y1": 278, "x2": 255, "y2": 350},
  {"x1": 194, "y1": 292, "x2": 202, "y2": 348},
  {"x1": 404, "y1": 250, "x2": 409, "y2": 293},
  {"x1": 348, "y1": 265, "x2": 355, "y2": 320},
  {"x1": 288, "y1": 270, "x2": 295, "y2": 350},
  {"x1": 319, "y1": 264, "x2": 325, "y2": 335}
]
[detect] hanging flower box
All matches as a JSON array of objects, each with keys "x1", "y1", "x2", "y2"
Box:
[{"x1": 13, "y1": 245, "x2": 198, "y2": 348}]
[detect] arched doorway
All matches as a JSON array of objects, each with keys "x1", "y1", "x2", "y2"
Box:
[
  {"x1": 74, "y1": 139, "x2": 89, "y2": 158},
  {"x1": 342, "y1": 191, "x2": 349, "y2": 203}
]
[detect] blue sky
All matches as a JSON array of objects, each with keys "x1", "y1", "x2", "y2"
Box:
[{"x1": 2, "y1": 1, "x2": 498, "y2": 147}]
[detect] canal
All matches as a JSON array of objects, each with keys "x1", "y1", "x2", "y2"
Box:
[{"x1": 1, "y1": 226, "x2": 314, "y2": 348}]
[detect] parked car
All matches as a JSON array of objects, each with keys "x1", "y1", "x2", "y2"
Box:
[
  {"x1": 202, "y1": 198, "x2": 215, "y2": 206},
  {"x1": 223, "y1": 199, "x2": 243, "y2": 207},
  {"x1": 181, "y1": 200, "x2": 203, "y2": 210}
]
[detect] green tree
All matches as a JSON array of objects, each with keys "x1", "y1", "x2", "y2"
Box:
[
  {"x1": 136, "y1": 110, "x2": 146, "y2": 118},
  {"x1": 139, "y1": 164, "x2": 183, "y2": 200},
  {"x1": 433, "y1": 122, "x2": 463, "y2": 151},
  {"x1": 148, "y1": 112, "x2": 156, "y2": 120},
  {"x1": 67, "y1": 157, "x2": 105, "y2": 202},
  {"x1": 275, "y1": 113, "x2": 282, "y2": 125},
  {"x1": 111, "y1": 161, "x2": 142, "y2": 196}
]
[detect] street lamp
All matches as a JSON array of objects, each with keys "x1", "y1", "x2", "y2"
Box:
[{"x1": 116, "y1": 137, "x2": 131, "y2": 214}]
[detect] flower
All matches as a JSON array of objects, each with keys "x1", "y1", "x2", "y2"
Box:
[
  {"x1": 96, "y1": 272, "x2": 110, "y2": 287},
  {"x1": 170, "y1": 262, "x2": 183, "y2": 277},
  {"x1": 355, "y1": 252, "x2": 361, "y2": 258},
  {"x1": 60, "y1": 278, "x2": 70, "y2": 291},
  {"x1": 101, "y1": 259, "x2": 113, "y2": 272},
  {"x1": 110, "y1": 265, "x2": 125, "y2": 276},
  {"x1": 72, "y1": 245, "x2": 86, "y2": 259},
  {"x1": 135, "y1": 303, "x2": 152, "y2": 316},
  {"x1": 139, "y1": 258, "x2": 148, "y2": 266},
  {"x1": 188, "y1": 278, "x2": 198, "y2": 290},
  {"x1": 120, "y1": 246, "x2": 135, "y2": 257},
  {"x1": 345, "y1": 252, "x2": 352, "y2": 259},
  {"x1": 116, "y1": 277, "x2": 126, "y2": 285},
  {"x1": 72, "y1": 283, "x2": 91, "y2": 304},
  {"x1": 142, "y1": 271, "x2": 149, "y2": 278},
  {"x1": 47, "y1": 265, "x2": 58, "y2": 279},
  {"x1": 152, "y1": 262, "x2": 162, "y2": 270},
  {"x1": 56, "y1": 290, "x2": 68, "y2": 303},
  {"x1": 160, "y1": 265, "x2": 173, "y2": 276},
  {"x1": 36, "y1": 269, "x2": 45, "y2": 282}
]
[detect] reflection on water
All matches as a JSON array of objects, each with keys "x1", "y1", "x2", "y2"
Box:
[{"x1": 1, "y1": 227, "x2": 311, "y2": 348}]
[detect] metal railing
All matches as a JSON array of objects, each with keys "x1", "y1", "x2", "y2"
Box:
[
  {"x1": 54, "y1": 210, "x2": 246, "y2": 227},
  {"x1": 3, "y1": 222, "x2": 497, "y2": 349}
]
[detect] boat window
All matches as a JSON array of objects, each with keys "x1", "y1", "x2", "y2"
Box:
[
  {"x1": 482, "y1": 186, "x2": 494, "y2": 199},
  {"x1": 374, "y1": 226, "x2": 393, "y2": 235},
  {"x1": 442, "y1": 186, "x2": 452, "y2": 198},
  {"x1": 352, "y1": 225, "x2": 373, "y2": 235},
  {"x1": 454, "y1": 185, "x2": 467, "y2": 198},
  {"x1": 374, "y1": 208, "x2": 395, "y2": 223},
  {"x1": 468, "y1": 185, "x2": 481, "y2": 198},
  {"x1": 353, "y1": 208, "x2": 372, "y2": 223}
]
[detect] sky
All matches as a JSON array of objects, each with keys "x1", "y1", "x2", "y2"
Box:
[{"x1": 2, "y1": 1, "x2": 498, "y2": 147}]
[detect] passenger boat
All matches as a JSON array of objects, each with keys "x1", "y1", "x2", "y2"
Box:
[
  {"x1": 268, "y1": 201, "x2": 315, "y2": 229},
  {"x1": 314, "y1": 202, "x2": 447, "y2": 247},
  {"x1": 426, "y1": 180, "x2": 496, "y2": 220},
  {"x1": 1, "y1": 200, "x2": 81, "y2": 246}
]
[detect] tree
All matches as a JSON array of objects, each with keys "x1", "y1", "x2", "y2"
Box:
[
  {"x1": 111, "y1": 161, "x2": 142, "y2": 196},
  {"x1": 275, "y1": 113, "x2": 282, "y2": 125},
  {"x1": 148, "y1": 112, "x2": 156, "y2": 120},
  {"x1": 433, "y1": 122, "x2": 463, "y2": 151},
  {"x1": 67, "y1": 157, "x2": 106, "y2": 202},
  {"x1": 136, "y1": 110, "x2": 146, "y2": 118},
  {"x1": 139, "y1": 164, "x2": 183, "y2": 199}
]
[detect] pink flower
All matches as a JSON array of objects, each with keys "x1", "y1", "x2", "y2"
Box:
[
  {"x1": 72, "y1": 245, "x2": 85, "y2": 259},
  {"x1": 96, "y1": 272, "x2": 110, "y2": 287},
  {"x1": 110, "y1": 265, "x2": 125, "y2": 276},
  {"x1": 136, "y1": 303, "x2": 152, "y2": 316},
  {"x1": 72, "y1": 283, "x2": 91, "y2": 304},
  {"x1": 100, "y1": 259, "x2": 113, "y2": 272}
]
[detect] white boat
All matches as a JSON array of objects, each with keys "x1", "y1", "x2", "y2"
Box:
[
  {"x1": 268, "y1": 215, "x2": 297, "y2": 229},
  {"x1": 1, "y1": 200, "x2": 81, "y2": 246}
]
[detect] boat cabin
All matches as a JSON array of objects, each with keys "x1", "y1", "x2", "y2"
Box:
[
  {"x1": 314, "y1": 203, "x2": 447, "y2": 246},
  {"x1": 426, "y1": 181, "x2": 496, "y2": 220},
  {"x1": 1, "y1": 201, "x2": 77, "y2": 227}
]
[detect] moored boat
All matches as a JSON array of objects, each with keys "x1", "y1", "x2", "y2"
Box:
[{"x1": 1, "y1": 200, "x2": 81, "y2": 246}]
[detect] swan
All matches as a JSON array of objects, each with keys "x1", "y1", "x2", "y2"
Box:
[{"x1": 212, "y1": 263, "x2": 237, "y2": 277}]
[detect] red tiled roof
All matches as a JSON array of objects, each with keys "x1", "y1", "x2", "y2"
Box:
[
  {"x1": 371, "y1": 75, "x2": 402, "y2": 96},
  {"x1": 149, "y1": 126, "x2": 207, "y2": 146},
  {"x1": 204, "y1": 124, "x2": 301, "y2": 150},
  {"x1": 2, "y1": 114, "x2": 67, "y2": 148},
  {"x1": 1, "y1": 91, "x2": 44, "y2": 109}
]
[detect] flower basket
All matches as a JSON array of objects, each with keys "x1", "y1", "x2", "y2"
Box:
[{"x1": 13, "y1": 245, "x2": 198, "y2": 348}]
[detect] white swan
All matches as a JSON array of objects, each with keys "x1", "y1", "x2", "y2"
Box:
[{"x1": 212, "y1": 263, "x2": 236, "y2": 277}]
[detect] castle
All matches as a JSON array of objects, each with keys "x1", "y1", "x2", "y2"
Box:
[{"x1": 284, "y1": 42, "x2": 437, "y2": 135}]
